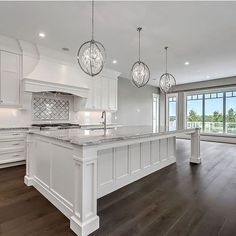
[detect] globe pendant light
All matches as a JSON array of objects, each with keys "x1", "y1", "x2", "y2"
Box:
[
  {"x1": 159, "y1": 46, "x2": 176, "y2": 93},
  {"x1": 130, "y1": 27, "x2": 150, "y2": 88},
  {"x1": 77, "y1": 0, "x2": 106, "y2": 76}
]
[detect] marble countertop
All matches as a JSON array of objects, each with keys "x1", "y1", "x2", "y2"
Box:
[
  {"x1": 80, "y1": 123, "x2": 123, "y2": 130},
  {"x1": 0, "y1": 126, "x2": 38, "y2": 131},
  {"x1": 80, "y1": 123, "x2": 121, "y2": 127},
  {"x1": 29, "y1": 126, "x2": 197, "y2": 146},
  {"x1": 0, "y1": 123, "x2": 121, "y2": 131}
]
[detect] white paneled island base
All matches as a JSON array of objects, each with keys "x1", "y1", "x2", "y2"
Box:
[{"x1": 24, "y1": 127, "x2": 201, "y2": 236}]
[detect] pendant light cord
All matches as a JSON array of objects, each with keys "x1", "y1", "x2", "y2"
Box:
[
  {"x1": 137, "y1": 27, "x2": 142, "y2": 62},
  {"x1": 92, "y1": 0, "x2": 94, "y2": 40},
  {"x1": 165, "y1": 46, "x2": 168, "y2": 73}
]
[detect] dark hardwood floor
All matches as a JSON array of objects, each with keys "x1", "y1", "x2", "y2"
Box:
[{"x1": 1, "y1": 140, "x2": 236, "y2": 236}]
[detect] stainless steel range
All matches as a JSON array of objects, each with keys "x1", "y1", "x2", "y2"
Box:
[{"x1": 32, "y1": 123, "x2": 81, "y2": 130}]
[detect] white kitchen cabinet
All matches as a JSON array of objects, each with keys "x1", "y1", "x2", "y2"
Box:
[
  {"x1": 93, "y1": 76, "x2": 102, "y2": 110},
  {"x1": 85, "y1": 77, "x2": 94, "y2": 109},
  {"x1": 101, "y1": 76, "x2": 109, "y2": 109},
  {"x1": 108, "y1": 78, "x2": 117, "y2": 111},
  {"x1": 0, "y1": 50, "x2": 22, "y2": 107},
  {"x1": 0, "y1": 130, "x2": 26, "y2": 168},
  {"x1": 85, "y1": 76, "x2": 118, "y2": 111}
]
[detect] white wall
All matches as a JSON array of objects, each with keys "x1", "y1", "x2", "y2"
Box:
[
  {"x1": 114, "y1": 77, "x2": 159, "y2": 126},
  {"x1": 0, "y1": 93, "x2": 32, "y2": 127},
  {"x1": 0, "y1": 91, "x2": 112, "y2": 128},
  {"x1": 73, "y1": 111, "x2": 112, "y2": 125},
  {"x1": 0, "y1": 107, "x2": 112, "y2": 128},
  {"x1": 0, "y1": 108, "x2": 32, "y2": 127}
]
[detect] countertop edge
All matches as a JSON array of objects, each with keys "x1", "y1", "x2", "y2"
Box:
[{"x1": 28, "y1": 128, "x2": 198, "y2": 147}]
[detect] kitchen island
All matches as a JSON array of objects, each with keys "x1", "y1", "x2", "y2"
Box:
[{"x1": 24, "y1": 126, "x2": 201, "y2": 236}]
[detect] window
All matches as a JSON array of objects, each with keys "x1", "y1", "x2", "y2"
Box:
[
  {"x1": 204, "y1": 92, "x2": 223, "y2": 133},
  {"x1": 226, "y1": 91, "x2": 236, "y2": 134},
  {"x1": 166, "y1": 94, "x2": 178, "y2": 131},
  {"x1": 185, "y1": 89, "x2": 236, "y2": 134},
  {"x1": 186, "y1": 94, "x2": 203, "y2": 129},
  {"x1": 152, "y1": 94, "x2": 159, "y2": 132}
]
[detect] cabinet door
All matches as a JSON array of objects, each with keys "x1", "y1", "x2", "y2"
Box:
[
  {"x1": 101, "y1": 76, "x2": 109, "y2": 110},
  {"x1": 85, "y1": 77, "x2": 93, "y2": 109},
  {"x1": 93, "y1": 76, "x2": 102, "y2": 110},
  {"x1": 108, "y1": 79, "x2": 118, "y2": 111},
  {"x1": 0, "y1": 51, "x2": 21, "y2": 106}
]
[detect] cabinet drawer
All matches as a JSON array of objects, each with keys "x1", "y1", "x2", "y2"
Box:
[
  {"x1": 0, "y1": 140, "x2": 25, "y2": 149},
  {"x1": 0, "y1": 132, "x2": 26, "y2": 140},
  {"x1": 0, "y1": 151, "x2": 25, "y2": 164}
]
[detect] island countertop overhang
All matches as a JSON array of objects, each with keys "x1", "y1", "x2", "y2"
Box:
[{"x1": 28, "y1": 126, "x2": 199, "y2": 147}]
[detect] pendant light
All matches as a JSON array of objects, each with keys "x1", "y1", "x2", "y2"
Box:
[
  {"x1": 77, "y1": 0, "x2": 106, "y2": 76},
  {"x1": 130, "y1": 27, "x2": 150, "y2": 88},
  {"x1": 159, "y1": 46, "x2": 176, "y2": 93}
]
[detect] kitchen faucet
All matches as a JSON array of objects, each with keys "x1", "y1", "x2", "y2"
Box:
[{"x1": 101, "y1": 110, "x2": 107, "y2": 135}]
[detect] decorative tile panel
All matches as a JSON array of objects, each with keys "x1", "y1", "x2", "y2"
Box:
[{"x1": 33, "y1": 97, "x2": 69, "y2": 121}]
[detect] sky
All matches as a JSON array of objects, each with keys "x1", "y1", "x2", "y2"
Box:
[
  {"x1": 169, "y1": 101, "x2": 176, "y2": 117},
  {"x1": 187, "y1": 97, "x2": 236, "y2": 116}
]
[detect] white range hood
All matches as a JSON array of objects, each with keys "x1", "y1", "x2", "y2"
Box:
[
  {"x1": 20, "y1": 40, "x2": 89, "y2": 97},
  {"x1": 19, "y1": 40, "x2": 90, "y2": 110},
  {"x1": 23, "y1": 78, "x2": 89, "y2": 99}
]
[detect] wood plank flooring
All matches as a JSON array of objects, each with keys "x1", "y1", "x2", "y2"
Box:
[{"x1": 1, "y1": 140, "x2": 236, "y2": 236}]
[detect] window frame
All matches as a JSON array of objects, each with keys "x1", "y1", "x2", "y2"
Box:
[
  {"x1": 185, "y1": 93, "x2": 204, "y2": 130},
  {"x1": 152, "y1": 93, "x2": 160, "y2": 132},
  {"x1": 166, "y1": 93, "x2": 178, "y2": 131},
  {"x1": 184, "y1": 86, "x2": 236, "y2": 134}
]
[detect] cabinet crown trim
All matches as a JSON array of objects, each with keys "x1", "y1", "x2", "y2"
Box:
[{"x1": 23, "y1": 78, "x2": 89, "y2": 99}]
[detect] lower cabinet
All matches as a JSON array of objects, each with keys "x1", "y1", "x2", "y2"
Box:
[{"x1": 0, "y1": 130, "x2": 26, "y2": 168}]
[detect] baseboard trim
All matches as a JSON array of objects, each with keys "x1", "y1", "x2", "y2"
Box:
[{"x1": 0, "y1": 161, "x2": 25, "y2": 169}]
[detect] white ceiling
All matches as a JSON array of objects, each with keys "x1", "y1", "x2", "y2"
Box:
[{"x1": 0, "y1": 1, "x2": 236, "y2": 86}]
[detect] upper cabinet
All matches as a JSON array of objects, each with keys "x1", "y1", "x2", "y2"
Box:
[
  {"x1": 108, "y1": 78, "x2": 117, "y2": 111},
  {"x1": 85, "y1": 75, "x2": 118, "y2": 112},
  {"x1": 0, "y1": 51, "x2": 22, "y2": 107}
]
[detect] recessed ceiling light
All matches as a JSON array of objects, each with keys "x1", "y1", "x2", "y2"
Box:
[
  {"x1": 112, "y1": 60, "x2": 117, "y2": 64},
  {"x1": 184, "y1": 61, "x2": 190, "y2": 65},
  {"x1": 39, "y1": 32, "x2": 46, "y2": 38},
  {"x1": 206, "y1": 75, "x2": 210, "y2": 79}
]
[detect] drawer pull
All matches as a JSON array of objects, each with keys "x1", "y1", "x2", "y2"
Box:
[
  {"x1": 12, "y1": 133, "x2": 20, "y2": 136},
  {"x1": 12, "y1": 143, "x2": 20, "y2": 146},
  {"x1": 12, "y1": 154, "x2": 20, "y2": 157}
]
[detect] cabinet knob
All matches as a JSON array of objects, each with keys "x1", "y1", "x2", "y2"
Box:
[{"x1": 0, "y1": 100, "x2": 3, "y2": 103}]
